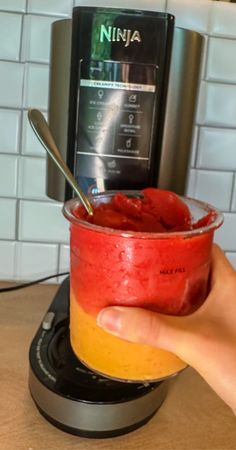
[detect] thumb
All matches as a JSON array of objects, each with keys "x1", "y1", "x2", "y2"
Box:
[{"x1": 97, "y1": 306, "x2": 191, "y2": 359}]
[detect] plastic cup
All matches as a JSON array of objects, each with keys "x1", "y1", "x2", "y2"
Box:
[{"x1": 63, "y1": 190, "x2": 223, "y2": 382}]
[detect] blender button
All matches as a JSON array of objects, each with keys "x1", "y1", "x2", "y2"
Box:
[{"x1": 42, "y1": 311, "x2": 55, "y2": 330}]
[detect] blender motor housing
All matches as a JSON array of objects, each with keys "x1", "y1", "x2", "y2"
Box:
[{"x1": 47, "y1": 6, "x2": 203, "y2": 201}]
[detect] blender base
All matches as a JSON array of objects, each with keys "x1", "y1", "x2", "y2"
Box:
[{"x1": 28, "y1": 278, "x2": 169, "y2": 438}]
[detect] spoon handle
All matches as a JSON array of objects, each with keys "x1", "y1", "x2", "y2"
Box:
[{"x1": 28, "y1": 109, "x2": 93, "y2": 216}]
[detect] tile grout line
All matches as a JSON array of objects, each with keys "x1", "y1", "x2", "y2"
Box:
[{"x1": 229, "y1": 172, "x2": 236, "y2": 212}]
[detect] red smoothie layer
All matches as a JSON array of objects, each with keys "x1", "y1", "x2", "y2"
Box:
[
  {"x1": 70, "y1": 189, "x2": 216, "y2": 318},
  {"x1": 73, "y1": 188, "x2": 216, "y2": 233}
]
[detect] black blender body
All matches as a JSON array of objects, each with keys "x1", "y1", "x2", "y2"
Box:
[
  {"x1": 66, "y1": 7, "x2": 174, "y2": 197},
  {"x1": 47, "y1": 7, "x2": 203, "y2": 202}
]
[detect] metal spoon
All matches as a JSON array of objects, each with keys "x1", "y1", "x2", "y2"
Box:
[{"x1": 28, "y1": 109, "x2": 93, "y2": 216}]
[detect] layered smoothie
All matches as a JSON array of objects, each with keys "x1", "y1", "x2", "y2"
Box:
[{"x1": 64, "y1": 189, "x2": 223, "y2": 382}]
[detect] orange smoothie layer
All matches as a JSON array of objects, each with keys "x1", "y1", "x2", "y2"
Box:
[{"x1": 70, "y1": 291, "x2": 187, "y2": 382}]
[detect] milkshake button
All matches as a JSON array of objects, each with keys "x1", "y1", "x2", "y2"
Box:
[{"x1": 42, "y1": 311, "x2": 55, "y2": 330}]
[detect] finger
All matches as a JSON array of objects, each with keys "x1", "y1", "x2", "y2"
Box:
[{"x1": 97, "y1": 306, "x2": 190, "y2": 357}]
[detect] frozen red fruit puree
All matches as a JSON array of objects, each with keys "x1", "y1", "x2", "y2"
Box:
[{"x1": 73, "y1": 188, "x2": 215, "y2": 233}]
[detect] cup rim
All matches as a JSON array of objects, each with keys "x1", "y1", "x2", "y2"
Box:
[{"x1": 63, "y1": 190, "x2": 224, "y2": 239}]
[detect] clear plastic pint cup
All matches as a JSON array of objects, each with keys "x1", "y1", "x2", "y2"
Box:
[{"x1": 63, "y1": 191, "x2": 223, "y2": 382}]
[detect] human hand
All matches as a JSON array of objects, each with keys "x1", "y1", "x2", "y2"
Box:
[{"x1": 97, "y1": 244, "x2": 236, "y2": 414}]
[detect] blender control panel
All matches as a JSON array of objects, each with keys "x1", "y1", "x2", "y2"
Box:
[
  {"x1": 67, "y1": 7, "x2": 174, "y2": 196},
  {"x1": 76, "y1": 60, "x2": 158, "y2": 193}
]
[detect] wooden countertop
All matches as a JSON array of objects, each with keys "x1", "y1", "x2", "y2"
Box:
[{"x1": 0, "y1": 282, "x2": 235, "y2": 450}]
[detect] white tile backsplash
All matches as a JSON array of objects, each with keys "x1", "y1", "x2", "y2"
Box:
[
  {"x1": 18, "y1": 156, "x2": 48, "y2": 200},
  {"x1": 206, "y1": 37, "x2": 236, "y2": 83},
  {"x1": 214, "y1": 213, "x2": 236, "y2": 251},
  {"x1": 23, "y1": 63, "x2": 49, "y2": 110},
  {"x1": 0, "y1": 0, "x2": 236, "y2": 281},
  {"x1": 190, "y1": 126, "x2": 199, "y2": 168},
  {"x1": 59, "y1": 244, "x2": 70, "y2": 272},
  {"x1": 58, "y1": 244, "x2": 70, "y2": 282},
  {"x1": 226, "y1": 252, "x2": 236, "y2": 270},
  {"x1": 15, "y1": 241, "x2": 58, "y2": 281},
  {"x1": 18, "y1": 200, "x2": 69, "y2": 243},
  {"x1": 22, "y1": 15, "x2": 60, "y2": 63},
  {"x1": 21, "y1": 110, "x2": 46, "y2": 156},
  {"x1": 0, "y1": 61, "x2": 24, "y2": 108},
  {"x1": 0, "y1": 241, "x2": 16, "y2": 280},
  {"x1": 192, "y1": 170, "x2": 233, "y2": 211},
  {"x1": 0, "y1": 12, "x2": 22, "y2": 61},
  {"x1": 210, "y1": 2, "x2": 236, "y2": 38},
  {"x1": 0, "y1": 199, "x2": 17, "y2": 240},
  {"x1": 0, "y1": 0, "x2": 26, "y2": 12},
  {"x1": 166, "y1": 0, "x2": 211, "y2": 33},
  {"x1": 197, "y1": 127, "x2": 236, "y2": 171},
  {"x1": 231, "y1": 177, "x2": 236, "y2": 212},
  {"x1": 28, "y1": 0, "x2": 73, "y2": 16},
  {"x1": 197, "y1": 82, "x2": 236, "y2": 128},
  {"x1": 185, "y1": 168, "x2": 197, "y2": 198},
  {"x1": 0, "y1": 155, "x2": 18, "y2": 197},
  {"x1": 0, "y1": 109, "x2": 21, "y2": 154},
  {"x1": 73, "y1": 0, "x2": 166, "y2": 11}
]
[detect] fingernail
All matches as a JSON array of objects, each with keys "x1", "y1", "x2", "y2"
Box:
[{"x1": 97, "y1": 307, "x2": 123, "y2": 335}]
